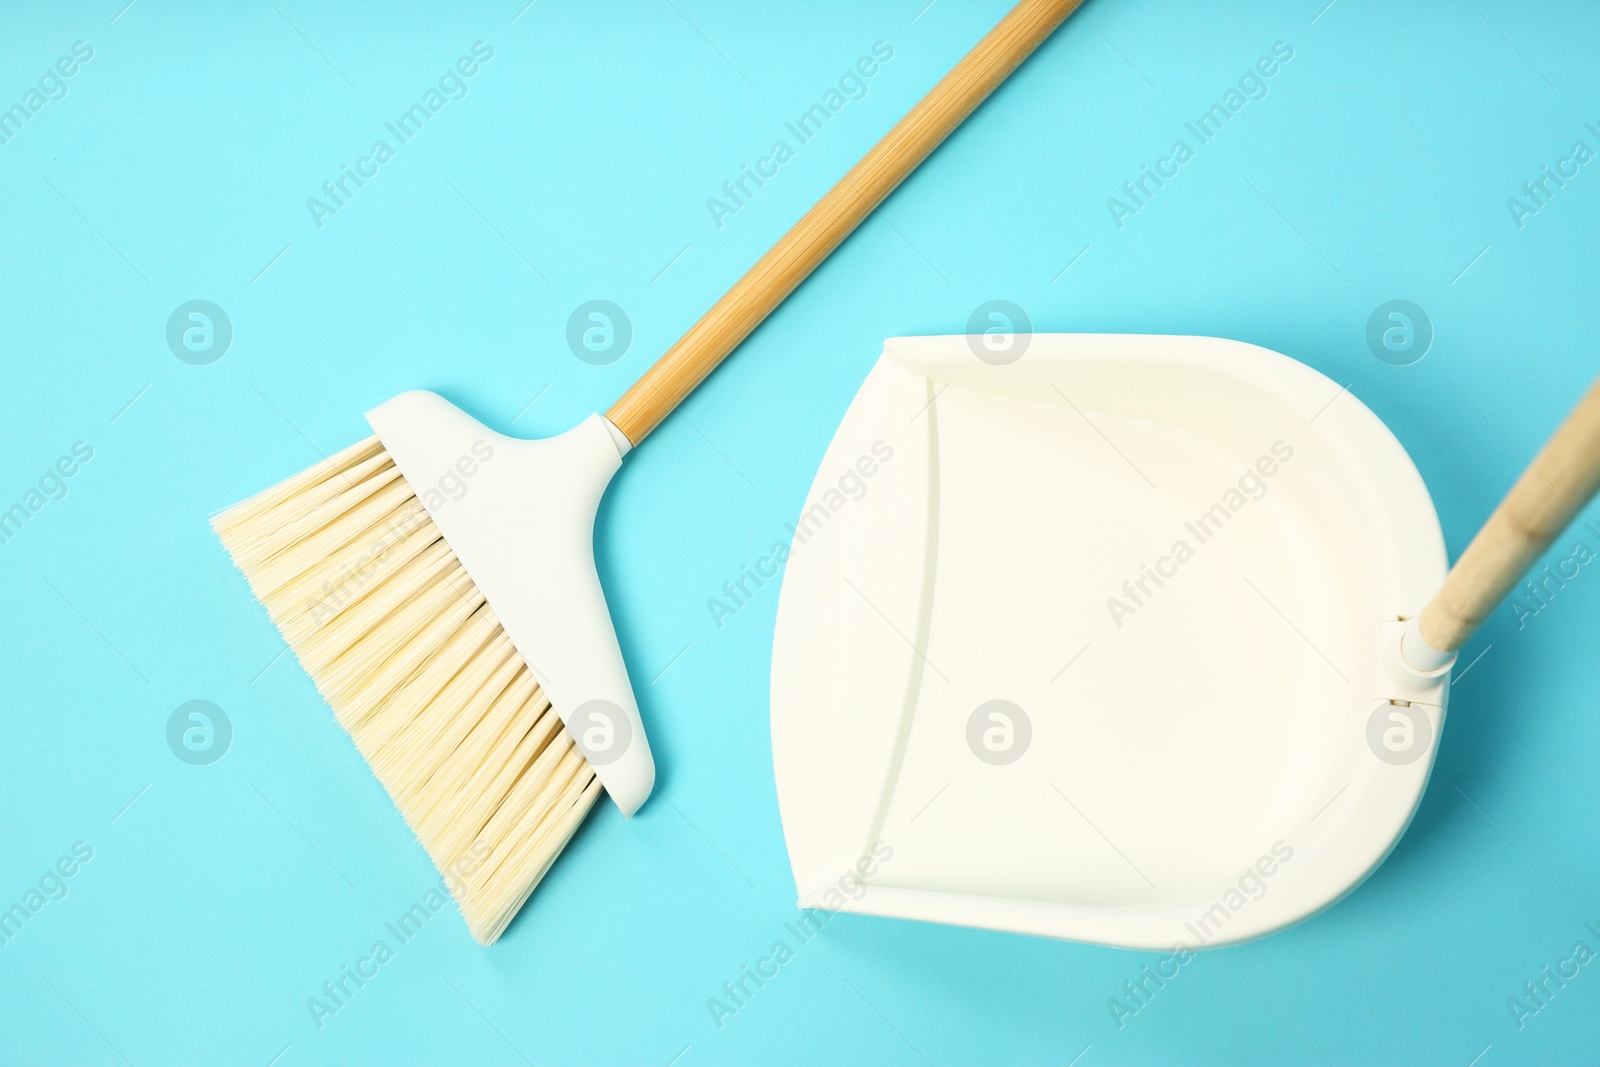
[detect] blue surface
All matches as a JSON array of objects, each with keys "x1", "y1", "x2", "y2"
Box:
[{"x1": 2, "y1": 1, "x2": 1598, "y2": 1063}]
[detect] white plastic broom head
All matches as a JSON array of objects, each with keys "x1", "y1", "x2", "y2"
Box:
[{"x1": 365, "y1": 390, "x2": 655, "y2": 815}]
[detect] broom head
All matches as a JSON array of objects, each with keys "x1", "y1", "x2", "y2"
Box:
[{"x1": 212, "y1": 391, "x2": 655, "y2": 945}]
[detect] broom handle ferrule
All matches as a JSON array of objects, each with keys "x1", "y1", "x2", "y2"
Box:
[{"x1": 604, "y1": 0, "x2": 1083, "y2": 445}]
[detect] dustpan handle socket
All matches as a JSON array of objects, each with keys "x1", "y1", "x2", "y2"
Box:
[
  {"x1": 604, "y1": 0, "x2": 1084, "y2": 446},
  {"x1": 1399, "y1": 617, "x2": 1455, "y2": 674},
  {"x1": 1409, "y1": 371, "x2": 1600, "y2": 665}
]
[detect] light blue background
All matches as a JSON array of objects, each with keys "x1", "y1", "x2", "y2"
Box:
[{"x1": 3, "y1": 0, "x2": 1598, "y2": 1063}]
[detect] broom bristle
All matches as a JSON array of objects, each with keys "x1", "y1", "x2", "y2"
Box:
[{"x1": 212, "y1": 437, "x2": 603, "y2": 945}]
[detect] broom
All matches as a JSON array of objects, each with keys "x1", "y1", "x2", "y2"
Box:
[{"x1": 213, "y1": 0, "x2": 1084, "y2": 945}]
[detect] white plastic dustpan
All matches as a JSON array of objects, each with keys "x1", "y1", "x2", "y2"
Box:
[{"x1": 771, "y1": 333, "x2": 1600, "y2": 949}]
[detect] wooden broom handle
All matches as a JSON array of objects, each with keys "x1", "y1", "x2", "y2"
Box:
[
  {"x1": 1419, "y1": 372, "x2": 1600, "y2": 652},
  {"x1": 605, "y1": 0, "x2": 1083, "y2": 444}
]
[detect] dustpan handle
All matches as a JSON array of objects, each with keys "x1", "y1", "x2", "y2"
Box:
[
  {"x1": 1409, "y1": 372, "x2": 1600, "y2": 663},
  {"x1": 605, "y1": 0, "x2": 1084, "y2": 445}
]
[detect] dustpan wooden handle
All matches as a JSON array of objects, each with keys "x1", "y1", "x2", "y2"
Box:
[
  {"x1": 1418, "y1": 372, "x2": 1600, "y2": 653},
  {"x1": 605, "y1": 0, "x2": 1084, "y2": 445}
]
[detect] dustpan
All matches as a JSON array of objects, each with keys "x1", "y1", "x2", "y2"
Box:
[{"x1": 771, "y1": 333, "x2": 1459, "y2": 950}]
